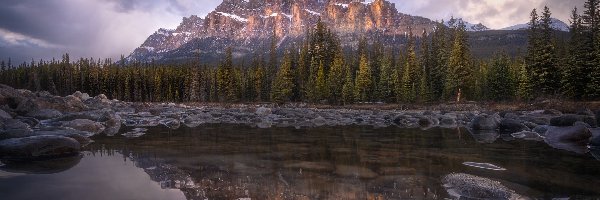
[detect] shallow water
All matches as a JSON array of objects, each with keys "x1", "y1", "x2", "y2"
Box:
[{"x1": 1, "y1": 125, "x2": 599, "y2": 199}]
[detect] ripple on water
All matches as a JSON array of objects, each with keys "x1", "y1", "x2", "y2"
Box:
[{"x1": 462, "y1": 162, "x2": 507, "y2": 171}]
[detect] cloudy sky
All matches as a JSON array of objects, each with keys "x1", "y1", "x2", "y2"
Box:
[{"x1": 0, "y1": 0, "x2": 584, "y2": 64}]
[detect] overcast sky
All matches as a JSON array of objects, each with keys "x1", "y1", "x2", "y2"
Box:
[{"x1": 0, "y1": 0, "x2": 584, "y2": 64}]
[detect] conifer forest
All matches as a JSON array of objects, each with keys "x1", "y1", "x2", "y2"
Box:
[{"x1": 1, "y1": 5, "x2": 599, "y2": 105}]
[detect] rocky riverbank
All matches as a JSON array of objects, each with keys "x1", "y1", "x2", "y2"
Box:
[{"x1": 0, "y1": 84, "x2": 599, "y2": 161}]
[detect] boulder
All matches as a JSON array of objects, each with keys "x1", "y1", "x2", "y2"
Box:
[
  {"x1": 61, "y1": 119, "x2": 105, "y2": 135},
  {"x1": 469, "y1": 114, "x2": 500, "y2": 130},
  {"x1": 467, "y1": 129, "x2": 499, "y2": 143},
  {"x1": 0, "y1": 109, "x2": 12, "y2": 119},
  {"x1": 543, "y1": 109, "x2": 562, "y2": 115},
  {"x1": 498, "y1": 119, "x2": 529, "y2": 134},
  {"x1": 544, "y1": 125, "x2": 592, "y2": 154},
  {"x1": 550, "y1": 114, "x2": 597, "y2": 128},
  {"x1": 442, "y1": 173, "x2": 521, "y2": 199},
  {"x1": 26, "y1": 109, "x2": 63, "y2": 120},
  {"x1": 0, "y1": 84, "x2": 27, "y2": 109},
  {"x1": 0, "y1": 135, "x2": 80, "y2": 160},
  {"x1": 102, "y1": 113, "x2": 122, "y2": 136}
]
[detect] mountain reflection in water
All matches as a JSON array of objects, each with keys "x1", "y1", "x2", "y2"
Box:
[{"x1": 1, "y1": 125, "x2": 599, "y2": 200}]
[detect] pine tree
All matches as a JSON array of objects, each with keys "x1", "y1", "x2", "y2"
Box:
[
  {"x1": 563, "y1": 7, "x2": 587, "y2": 99},
  {"x1": 583, "y1": 0, "x2": 600, "y2": 98},
  {"x1": 217, "y1": 47, "x2": 237, "y2": 102},
  {"x1": 487, "y1": 53, "x2": 514, "y2": 101},
  {"x1": 354, "y1": 53, "x2": 372, "y2": 102},
  {"x1": 327, "y1": 50, "x2": 345, "y2": 104},
  {"x1": 517, "y1": 60, "x2": 533, "y2": 101},
  {"x1": 341, "y1": 64, "x2": 355, "y2": 105},
  {"x1": 400, "y1": 29, "x2": 418, "y2": 103},
  {"x1": 376, "y1": 52, "x2": 394, "y2": 102},
  {"x1": 446, "y1": 20, "x2": 472, "y2": 102},
  {"x1": 271, "y1": 51, "x2": 295, "y2": 103},
  {"x1": 430, "y1": 22, "x2": 449, "y2": 101},
  {"x1": 315, "y1": 61, "x2": 328, "y2": 101}
]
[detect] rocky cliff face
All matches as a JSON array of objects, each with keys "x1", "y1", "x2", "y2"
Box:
[{"x1": 126, "y1": 0, "x2": 438, "y2": 64}]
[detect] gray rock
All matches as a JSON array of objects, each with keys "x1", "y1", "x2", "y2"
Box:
[
  {"x1": 469, "y1": 114, "x2": 499, "y2": 130},
  {"x1": 576, "y1": 108, "x2": 594, "y2": 116},
  {"x1": 26, "y1": 109, "x2": 63, "y2": 120},
  {"x1": 0, "y1": 109, "x2": 12, "y2": 119},
  {"x1": 550, "y1": 114, "x2": 597, "y2": 128},
  {"x1": 61, "y1": 119, "x2": 105, "y2": 135},
  {"x1": 101, "y1": 113, "x2": 122, "y2": 136},
  {"x1": 498, "y1": 119, "x2": 529, "y2": 134},
  {"x1": 544, "y1": 125, "x2": 592, "y2": 154},
  {"x1": 0, "y1": 135, "x2": 80, "y2": 160},
  {"x1": 442, "y1": 173, "x2": 521, "y2": 200}
]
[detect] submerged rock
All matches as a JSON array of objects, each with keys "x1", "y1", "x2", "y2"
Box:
[
  {"x1": 511, "y1": 131, "x2": 544, "y2": 141},
  {"x1": 122, "y1": 128, "x2": 148, "y2": 138},
  {"x1": 462, "y1": 162, "x2": 507, "y2": 171},
  {"x1": 544, "y1": 125, "x2": 592, "y2": 154},
  {"x1": 0, "y1": 135, "x2": 80, "y2": 160},
  {"x1": 442, "y1": 173, "x2": 521, "y2": 200}
]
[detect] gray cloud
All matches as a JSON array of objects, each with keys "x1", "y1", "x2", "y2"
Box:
[{"x1": 0, "y1": 0, "x2": 585, "y2": 63}]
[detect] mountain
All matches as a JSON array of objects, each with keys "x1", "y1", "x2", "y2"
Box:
[
  {"x1": 500, "y1": 18, "x2": 569, "y2": 32},
  {"x1": 444, "y1": 18, "x2": 490, "y2": 32},
  {"x1": 125, "y1": 0, "x2": 438, "y2": 64}
]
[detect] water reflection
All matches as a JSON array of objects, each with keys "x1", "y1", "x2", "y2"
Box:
[
  {"x1": 81, "y1": 125, "x2": 600, "y2": 199},
  {"x1": 0, "y1": 155, "x2": 82, "y2": 174},
  {"x1": 1, "y1": 125, "x2": 599, "y2": 199}
]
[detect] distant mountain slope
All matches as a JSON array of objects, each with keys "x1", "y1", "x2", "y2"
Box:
[{"x1": 500, "y1": 18, "x2": 569, "y2": 32}]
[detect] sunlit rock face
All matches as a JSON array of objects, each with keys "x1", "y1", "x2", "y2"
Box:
[{"x1": 125, "y1": 0, "x2": 438, "y2": 64}]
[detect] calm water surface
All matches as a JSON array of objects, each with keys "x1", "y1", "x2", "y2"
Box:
[{"x1": 1, "y1": 125, "x2": 599, "y2": 199}]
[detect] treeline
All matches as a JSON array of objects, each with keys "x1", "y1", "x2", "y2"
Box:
[{"x1": 0, "y1": 2, "x2": 599, "y2": 104}]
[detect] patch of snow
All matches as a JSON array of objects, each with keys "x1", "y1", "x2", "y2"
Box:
[
  {"x1": 334, "y1": 3, "x2": 349, "y2": 8},
  {"x1": 304, "y1": 9, "x2": 320, "y2": 16},
  {"x1": 142, "y1": 46, "x2": 155, "y2": 52},
  {"x1": 216, "y1": 12, "x2": 248, "y2": 22}
]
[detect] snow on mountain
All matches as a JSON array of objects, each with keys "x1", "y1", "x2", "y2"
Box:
[
  {"x1": 500, "y1": 18, "x2": 569, "y2": 32},
  {"x1": 444, "y1": 18, "x2": 490, "y2": 32}
]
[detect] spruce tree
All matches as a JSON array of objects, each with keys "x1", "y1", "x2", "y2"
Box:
[
  {"x1": 327, "y1": 50, "x2": 345, "y2": 104},
  {"x1": 487, "y1": 53, "x2": 514, "y2": 101},
  {"x1": 563, "y1": 8, "x2": 587, "y2": 99},
  {"x1": 271, "y1": 51, "x2": 295, "y2": 103},
  {"x1": 342, "y1": 64, "x2": 355, "y2": 104},
  {"x1": 445, "y1": 20, "x2": 472, "y2": 102},
  {"x1": 354, "y1": 53, "x2": 372, "y2": 102}
]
